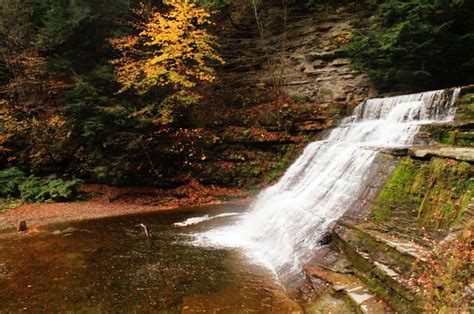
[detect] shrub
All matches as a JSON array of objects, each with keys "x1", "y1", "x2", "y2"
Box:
[
  {"x1": 19, "y1": 177, "x2": 82, "y2": 203},
  {"x1": 346, "y1": 0, "x2": 474, "y2": 92},
  {"x1": 0, "y1": 167, "x2": 25, "y2": 197}
]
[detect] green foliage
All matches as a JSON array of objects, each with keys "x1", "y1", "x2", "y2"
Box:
[
  {"x1": 0, "y1": 167, "x2": 25, "y2": 197},
  {"x1": 346, "y1": 0, "x2": 474, "y2": 91},
  {"x1": 0, "y1": 167, "x2": 82, "y2": 204},
  {"x1": 196, "y1": 0, "x2": 226, "y2": 9},
  {"x1": 19, "y1": 177, "x2": 82, "y2": 203}
]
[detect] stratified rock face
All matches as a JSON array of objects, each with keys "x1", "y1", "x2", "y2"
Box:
[
  {"x1": 219, "y1": 6, "x2": 374, "y2": 104},
  {"x1": 332, "y1": 86, "x2": 474, "y2": 312},
  {"x1": 186, "y1": 101, "x2": 350, "y2": 188},
  {"x1": 183, "y1": 4, "x2": 376, "y2": 189},
  {"x1": 278, "y1": 14, "x2": 373, "y2": 104}
]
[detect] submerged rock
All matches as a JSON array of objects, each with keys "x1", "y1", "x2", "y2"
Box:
[{"x1": 318, "y1": 232, "x2": 332, "y2": 246}]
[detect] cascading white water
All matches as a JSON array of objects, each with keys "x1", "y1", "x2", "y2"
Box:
[{"x1": 194, "y1": 88, "x2": 461, "y2": 283}]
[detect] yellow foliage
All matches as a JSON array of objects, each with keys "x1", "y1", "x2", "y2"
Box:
[
  {"x1": 0, "y1": 99, "x2": 70, "y2": 164},
  {"x1": 111, "y1": 0, "x2": 224, "y2": 96},
  {"x1": 0, "y1": 101, "x2": 28, "y2": 141}
]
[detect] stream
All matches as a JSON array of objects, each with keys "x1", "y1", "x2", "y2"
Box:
[{"x1": 0, "y1": 204, "x2": 302, "y2": 312}]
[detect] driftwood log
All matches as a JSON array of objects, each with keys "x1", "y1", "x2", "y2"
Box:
[{"x1": 18, "y1": 220, "x2": 27, "y2": 232}]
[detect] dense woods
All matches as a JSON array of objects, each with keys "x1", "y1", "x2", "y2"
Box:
[
  {"x1": 0, "y1": 1, "x2": 472, "y2": 312},
  {"x1": 0, "y1": 0, "x2": 472, "y2": 189},
  {"x1": 347, "y1": 0, "x2": 474, "y2": 91}
]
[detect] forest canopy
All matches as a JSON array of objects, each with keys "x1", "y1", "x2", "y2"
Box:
[
  {"x1": 0, "y1": 0, "x2": 223, "y2": 185},
  {"x1": 347, "y1": 0, "x2": 474, "y2": 91},
  {"x1": 0, "y1": 0, "x2": 472, "y2": 187}
]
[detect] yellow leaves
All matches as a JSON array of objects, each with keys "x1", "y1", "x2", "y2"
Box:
[
  {"x1": 111, "y1": 0, "x2": 224, "y2": 97},
  {"x1": 0, "y1": 98, "x2": 71, "y2": 163},
  {"x1": 46, "y1": 115, "x2": 66, "y2": 129},
  {"x1": 0, "y1": 102, "x2": 28, "y2": 141}
]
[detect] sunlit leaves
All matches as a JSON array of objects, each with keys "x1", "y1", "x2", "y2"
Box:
[{"x1": 111, "y1": 0, "x2": 224, "y2": 97}]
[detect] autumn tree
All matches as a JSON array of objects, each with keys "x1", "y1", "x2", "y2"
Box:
[
  {"x1": 0, "y1": 0, "x2": 55, "y2": 166},
  {"x1": 111, "y1": 0, "x2": 224, "y2": 120}
]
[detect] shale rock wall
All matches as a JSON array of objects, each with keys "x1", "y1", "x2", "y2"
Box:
[
  {"x1": 331, "y1": 86, "x2": 474, "y2": 312},
  {"x1": 186, "y1": 3, "x2": 374, "y2": 189}
]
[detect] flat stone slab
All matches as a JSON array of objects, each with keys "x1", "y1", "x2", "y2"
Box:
[
  {"x1": 361, "y1": 227, "x2": 431, "y2": 262},
  {"x1": 306, "y1": 265, "x2": 391, "y2": 314},
  {"x1": 409, "y1": 146, "x2": 474, "y2": 162}
]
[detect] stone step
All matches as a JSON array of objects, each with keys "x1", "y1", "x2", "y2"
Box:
[
  {"x1": 408, "y1": 146, "x2": 474, "y2": 162},
  {"x1": 305, "y1": 265, "x2": 392, "y2": 313},
  {"x1": 335, "y1": 224, "x2": 426, "y2": 267},
  {"x1": 333, "y1": 224, "x2": 425, "y2": 312}
]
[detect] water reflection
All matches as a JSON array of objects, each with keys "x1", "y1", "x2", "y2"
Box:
[{"x1": 0, "y1": 204, "x2": 302, "y2": 312}]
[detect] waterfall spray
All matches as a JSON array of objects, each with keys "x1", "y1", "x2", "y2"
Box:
[{"x1": 195, "y1": 88, "x2": 461, "y2": 284}]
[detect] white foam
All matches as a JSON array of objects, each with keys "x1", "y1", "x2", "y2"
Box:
[
  {"x1": 174, "y1": 212, "x2": 241, "y2": 227},
  {"x1": 194, "y1": 88, "x2": 461, "y2": 283}
]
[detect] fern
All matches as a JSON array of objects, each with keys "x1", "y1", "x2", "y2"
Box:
[
  {"x1": 0, "y1": 167, "x2": 25, "y2": 197},
  {"x1": 19, "y1": 177, "x2": 82, "y2": 203}
]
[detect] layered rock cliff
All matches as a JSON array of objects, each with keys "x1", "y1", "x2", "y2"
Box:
[
  {"x1": 303, "y1": 86, "x2": 473, "y2": 312},
  {"x1": 184, "y1": 3, "x2": 375, "y2": 189}
]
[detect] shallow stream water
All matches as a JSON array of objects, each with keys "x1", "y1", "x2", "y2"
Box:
[{"x1": 0, "y1": 204, "x2": 302, "y2": 312}]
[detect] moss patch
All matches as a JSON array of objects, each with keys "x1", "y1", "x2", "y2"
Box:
[
  {"x1": 428, "y1": 126, "x2": 474, "y2": 147},
  {"x1": 372, "y1": 157, "x2": 473, "y2": 229},
  {"x1": 455, "y1": 92, "x2": 474, "y2": 121}
]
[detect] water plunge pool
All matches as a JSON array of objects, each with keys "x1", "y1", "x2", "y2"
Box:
[{"x1": 0, "y1": 204, "x2": 302, "y2": 312}]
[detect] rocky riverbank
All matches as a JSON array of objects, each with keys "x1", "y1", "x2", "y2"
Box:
[{"x1": 0, "y1": 181, "x2": 250, "y2": 232}]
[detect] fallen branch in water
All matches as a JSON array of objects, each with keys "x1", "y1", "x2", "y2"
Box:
[{"x1": 135, "y1": 223, "x2": 151, "y2": 238}]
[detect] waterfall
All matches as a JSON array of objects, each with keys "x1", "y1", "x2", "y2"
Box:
[{"x1": 195, "y1": 88, "x2": 461, "y2": 284}]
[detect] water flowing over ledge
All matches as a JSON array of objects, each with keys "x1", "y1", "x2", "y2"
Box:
[{"x1": 193, "y1": 88, "x2": 461, "y2": 284}]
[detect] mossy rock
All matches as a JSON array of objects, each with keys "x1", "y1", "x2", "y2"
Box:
[
  {"x1": 372, "y1": 157, "x2": 473, "y2": 230},
  {"x1": 422, "y1": 123, "x2": 474, "y2": 147},
  {"x1": 455, "y1": 91, "x2": 474, "y2": 121}
]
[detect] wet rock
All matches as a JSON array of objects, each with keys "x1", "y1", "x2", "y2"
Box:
[
  {"x1": 318, "y1": 232, "x2": 332, "y2": 246},
  {"x1": 305, "y1": 293, "x2": 355, "y2": 314},
  {"x1": 306, "y1": 265, "x2": 391, "y2": 313},
  {"x1": 381, "y1": 147, "x2": 409, "y2": 157},
  {"x1": 63, "y1": 227, "x2": 79, "y2": 234}
]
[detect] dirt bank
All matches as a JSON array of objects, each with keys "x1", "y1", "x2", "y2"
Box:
[{"x1": 0, "y1": 182, "x2": 252, "y2": 232}]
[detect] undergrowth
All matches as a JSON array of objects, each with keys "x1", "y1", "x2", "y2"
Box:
[
  {"x1": 0, "y1": 168, "x2": 82, "y2": 205},
  {"x1": 416, "y1": 220, "x2": 473, "y2": 312}
]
